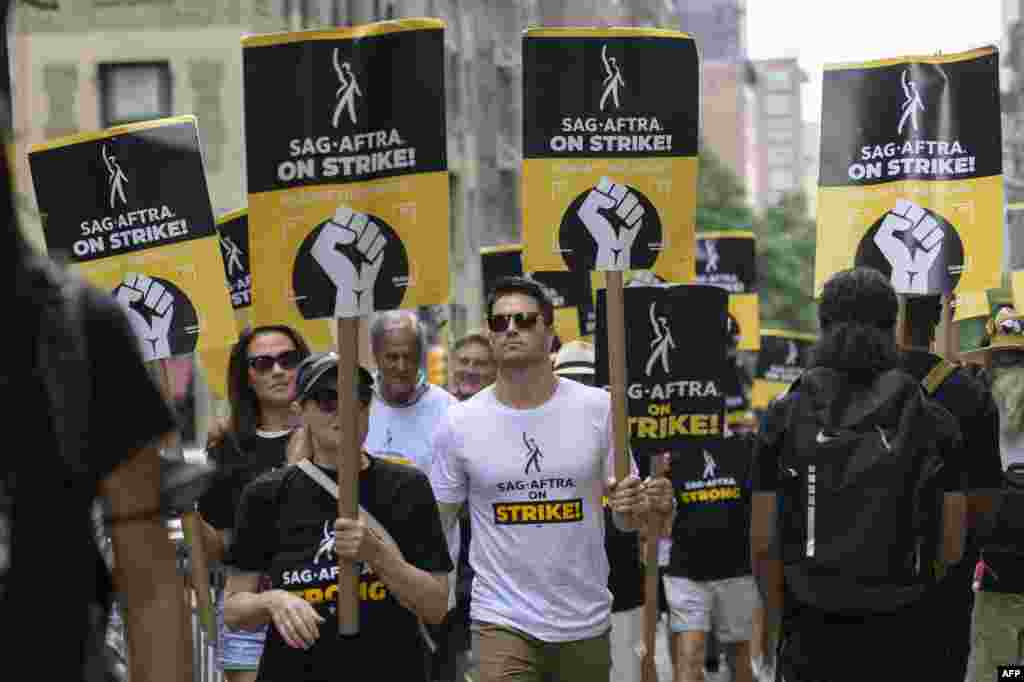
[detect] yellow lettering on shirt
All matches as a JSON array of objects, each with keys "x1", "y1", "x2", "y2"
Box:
[{"x1": 492, "y1": 499, "x2": 585, "y2": 525}]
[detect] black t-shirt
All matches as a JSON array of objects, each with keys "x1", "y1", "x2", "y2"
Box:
[
  {"x1": 667, "y1": 437, "x2": 754, "y2": 581},
  {"x1": 901, "y1": 350, "x2": 1003, "y2": 492},
  {"x1": 1, "y1": 280, "x2": 177, "y2": 680},
  {"x1": 605, "y1": 504, "x2": 643, "y2": 612},
  {"x1": 232, "y1": 456, "x2": 453, "y2": 682},
  {"x1": 199, "y1": 430, "x2": 293, "y2": 532}
]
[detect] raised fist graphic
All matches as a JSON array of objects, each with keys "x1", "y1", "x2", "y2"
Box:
[
  {"x1": 312, "y1": 205, "x2": 387, "y2": 317},
  {"x1": 577, "y1": 177, "x2": 644, "y2": 270},
  {"x1": 116, "y1": 273, "x2": 174, "y2": 361},
  {"x1": 873, "y1": 199, "x2": 945, "y2": 294}
]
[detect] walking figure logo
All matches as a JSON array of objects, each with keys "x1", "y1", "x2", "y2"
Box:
[
  {"x1": 599, "y1": 44, "x2": 625, "y2": 112},
  {"x1": 220, "y1": 235, "x2": 245, "y2": 277},
  {"x1": 898, "y1": 69, "x2": 924, "y2": 135},
  {"x1": 102, "y1": 144, "x2": 128, "y2": 209},
  {"x1": 332, "y1": 47, "x2": 362, "y2": 128},
  {"x1": 704, "y1": 239, "x2": 720, "y2": 273},
  {"x1": 645, "y1": 302, "x2": 676, "y2": 377},
  {"x1": 314, "y1": 520, "x2": 336, "y2": 564},
  {"x1": 785, "y1": 340, "x2": 799, "y2": 366},
  {"x1": 702, "y1": 451, "x2": 717, "y2": 480},
  {"x1": 523, "y1": 433, "x2": 543, "y2": 475}
]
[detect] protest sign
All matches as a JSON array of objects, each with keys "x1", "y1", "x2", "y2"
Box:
[
  {"x1": 521, "y1": 27, "x2": 698, "y2": 282},
  {"x1": 816, "y1": 46, "x2": 1003, "y2": 297},
  {"x1": 751, "y1": 330, "x2": 816, "y2": 409},
  {"x1": 696, "y1": 230, "x2": 759, "y2": 351},
  {"x1": 595, "y1": 285, "x2": 728, "y2": 453},
  {"x1": 217, "y1": 209, "x2": 252, "y2": 310},
  {"x1": 243, "y1": 18, "x2": 449, "y2": 636},
  {"x1": 215, "y1": 208, "x2": 334, "y2": 350},
  {"x1": 28, "y1": 116, "x2": 237, "y2": 363},
  {"x1": 243, "y1": 19, "x2": 449, "y2": 324},
  {"x1": 480, "y1": 244, "x2": 596, "y2": 341}
]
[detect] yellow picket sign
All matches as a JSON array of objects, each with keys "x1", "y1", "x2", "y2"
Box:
[
  {"x1": 521, "y1": 27, "x2": 698, "y2": 283},
  {"x1": 815, "y1": 47, "x2": 1003, "y2": 298}
]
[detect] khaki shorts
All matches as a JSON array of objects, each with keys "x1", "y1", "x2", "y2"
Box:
[
  {"x1": 471, "y1": 620, "x2": 611, "y2": 682},
  {"x1": 662, "y1": 574, "x2": 760, "y2": 643}
]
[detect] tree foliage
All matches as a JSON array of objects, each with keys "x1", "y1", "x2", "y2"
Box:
[{"x1": 695, "y1": 145, "x2": 818, "y2": 334}]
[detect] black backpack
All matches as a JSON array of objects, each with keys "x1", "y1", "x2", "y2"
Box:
[{"x1": 777, "y1": 367, "x2": 957, "y2": 613}]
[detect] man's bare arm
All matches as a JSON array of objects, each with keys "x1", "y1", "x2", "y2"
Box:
[
  {"x1": 751, "y1": 492, "x2": 783, "y2": 651},
  {"x1": 100, "y1": 441, "x2": 190, "y2": 682}
]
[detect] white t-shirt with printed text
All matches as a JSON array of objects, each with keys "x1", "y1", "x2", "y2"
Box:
[
  {"x1": 365, "y1": 383, "x2": 457, "y2": 472},
  {"x1": 429, "y1": 378, "x2": 638, "y2": 643}
]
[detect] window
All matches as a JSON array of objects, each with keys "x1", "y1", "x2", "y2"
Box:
[
  {"x1": 98, "y1": 62, "x2": 172, "y2": 128},
  {"x1": 763, "y1": 93, "x2": 791, "y2": 117}
]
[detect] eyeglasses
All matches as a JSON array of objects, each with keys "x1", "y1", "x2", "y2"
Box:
[
  {"x1": 488, "y1": 312, "x2": 541, "y2": 333},
  {"x1": 247, "y1": 350, "x2": 304, "y2": 373},
  {"x1": 308, "y1": 387, "x2": 372, "y2": 412}
]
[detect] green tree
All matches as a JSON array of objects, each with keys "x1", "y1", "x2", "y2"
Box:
[
  {"x1": 694, "y1": 144, "x2": 818, "y2": 333},
  {"x1": 754, "y1": 192, "x2": 818, "y2": 333},
  {"x1": 695, "y1": 144, "x2": 752, "y2": 231}
]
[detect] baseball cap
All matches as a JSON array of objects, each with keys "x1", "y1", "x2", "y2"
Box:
[
  {"x1": 295, "y1": 352, "x2": 374, "y2": 405},
  {"x1": 553, "y1": 340, "x2": 595, "y2": 378}
]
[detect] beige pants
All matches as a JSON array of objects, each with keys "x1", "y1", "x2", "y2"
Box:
[
  {"x1": 966, "y1": 590, "x2": 1024, "y2": 682},
  {"x1": 471, "y1": 621, "x2": 611, "y2": 682}
]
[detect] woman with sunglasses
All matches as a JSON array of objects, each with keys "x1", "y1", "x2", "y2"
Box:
[
  {"x1": 225, "y1": 353, "x2": 452, "y2": 682},
  {"x1": 198, "y1": 324, "x2": 311, "y2": 682}
]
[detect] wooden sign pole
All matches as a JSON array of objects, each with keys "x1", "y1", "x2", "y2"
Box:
[
  {"x1": 146, "y1": 359, "x2": 205, "y2": 665},
  {"x1": 940, "y1": 293, "x2": 958, "y2": 361},
  {"x1": 640, "y1": 453, "x2": 668, "y2": 682},
  {"x1": 336, "y1": 318, "x2": 361, "y2": 635},
  {"x1": 606, "y1": 271, "x2": 630, "y2": 481},
  {"x1": 895, "y1": 295, "x2": 912, "y2": 350}
]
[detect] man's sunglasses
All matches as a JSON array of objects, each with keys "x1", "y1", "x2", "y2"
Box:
[
  {"x1": 247, "y1": 350, "x2": 304, "y2": 373},
  {"x1": 488, "y1": 312, "x2": 541, "y2": 333},
  {"x1": 308, "y1": 387, "x2": 373, "y2": 412}
]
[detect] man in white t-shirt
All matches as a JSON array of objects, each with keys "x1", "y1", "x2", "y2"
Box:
[{"x1": 430, "y1": 276, "x2": 675, "y2": 682}]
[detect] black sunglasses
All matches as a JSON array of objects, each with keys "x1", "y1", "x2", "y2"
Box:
[
  {"x1": 308, "y1": 387, "x2": 373, "y2": 412},
  {"x1": 488, "y1": 312, "x2": 541, "y2": 333},
  {"x1": 248, "y1": 349, "x2": 304, "y2": 373}
]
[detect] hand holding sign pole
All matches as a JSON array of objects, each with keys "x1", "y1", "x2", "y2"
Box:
[{"x1": 242, "y1": 20, "x2": 451, "y2": 637}]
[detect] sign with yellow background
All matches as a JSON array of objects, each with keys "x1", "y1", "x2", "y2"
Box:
[
  {"x1": 752, "y1": 330, "x2": 816, "y2": 409},
  {"x1": 242, "y1": 19, "x2": 449, "y2": 324},
  {"x1": 521, "y1": 28, "x2": 698, "y2": 282},
  {"x1": 696, "y1": 230, "x2": 759, "y2": 351},
  {"x1": 214, "y1": 208, "x2": 334, "y2": 353},
  {"x1": 816, "y1": 47, "x2": 1003, "y2": 298},
  {"x1": 28, "y1": 116, "x2": 237, "y2": 363}
]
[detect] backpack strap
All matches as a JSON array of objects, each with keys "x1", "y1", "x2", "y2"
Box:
[
  {"x1": 921, "y1": 359, "x2": 958, "y2": 396},
  {"x1": 294, "y1": 458, "x2": 438, "y2": 652}
]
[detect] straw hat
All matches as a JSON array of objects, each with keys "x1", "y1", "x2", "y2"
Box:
[
  {"x1": 553, "y1": 339, "x2": 595, "y2": 378},
  {"x1": 960, "y1": 306, "x2": 1024, "y2": 362}
]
